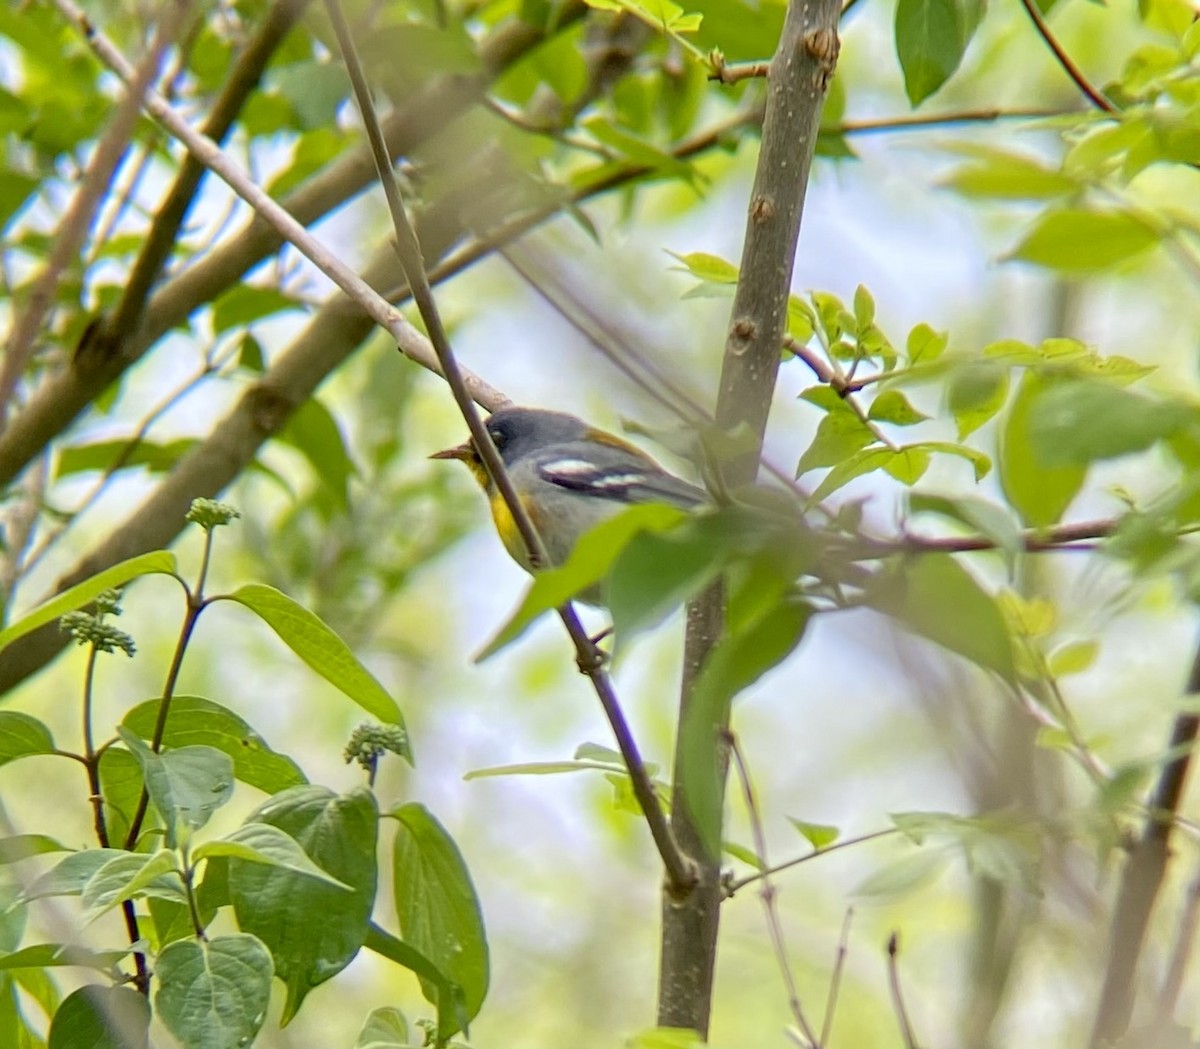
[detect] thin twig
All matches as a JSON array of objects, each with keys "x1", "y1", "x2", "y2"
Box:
[
  {"x1": 17, "y1": 340, "x2": 239, "y2": 586},
  {"x1": 0, "y1": 0, "x2": 193, "y2": 429},
  {"x1": 710, "y1": 57, "x2": 770, "y2": 84},
  {"x1": 820, "y1": 908, "x2": 853, "y2": 1047},
  {"x1": 836, "y1": 107, "x2": 1072, "y2": 135},
  {"x1": 1017, "y1": 0, "x2": 1115, "y2": 113},
  {"x1": 886, "y1": 932, "x2": 921, "y2": 1049},
  {"x1": 726, "y1": 828, "x2": 898, "y2": 895},
  {"x1": 728, "y1": 731, "x2": 818, "y2": 1045},
  {"x1": 324, "y1": 0, "x2": 694, "y2": 892}
]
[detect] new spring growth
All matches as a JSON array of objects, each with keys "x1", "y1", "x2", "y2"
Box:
[
  {"x1": 60, "y1": 588, "x2": 135, "y2": 656},
  {"x1": 344, "y1": 723, "x2": 409, "y2": 771},
  {"x1": 186, "y1": 498, "x2": 241, "y2": 531}
]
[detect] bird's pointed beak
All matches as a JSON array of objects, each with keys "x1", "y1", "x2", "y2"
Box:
[{"x1": 429, "y1": 440, "x2": 474, "y2": 462}]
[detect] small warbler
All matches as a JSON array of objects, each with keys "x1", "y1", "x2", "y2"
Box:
[{"x1": 431, "y1": 406, "x2": 707, "y2": 572}]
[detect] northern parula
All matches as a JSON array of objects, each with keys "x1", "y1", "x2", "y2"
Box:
[{"x1": 431, "y1": 407, "x2": 707, "y2": 572}]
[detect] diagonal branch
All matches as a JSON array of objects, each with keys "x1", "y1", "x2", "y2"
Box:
[
  {"x1": 1017, "y1": 0, "x2": 1115, "y2": 113},
  {"x1": 1089, "y1": 641, "x2": 1200, "y2": 1046},
  {"x1": 323, "y1": 0, "x2": 693, "y2": 890},
  {"x1": 0, "y1": 0, "x2": 193, "y2": 427},
  {"x1": 0, "y1": 2, "x2": 585, "y2": 491}
]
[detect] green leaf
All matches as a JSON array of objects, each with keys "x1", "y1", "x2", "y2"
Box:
[
  {"x1": 940, "y1": 147, "x2": 1079, "y2": 200},
  {"x1": 947, "y1": 363, "x2": 1009, "y2": 439},
  {"x1": 117, "y1": 730, "x2": 234, "y2": 848},
  {"x1": 895, "y1": 0, "x2": 966, "y2": 106},
  {"x1": 0, "y1": 835, "x2": 70, "y2": 865},
  {"x1": 908, "y1": 493, "x2": 1022, "y2": 568},
  {"x1": 81, "y1": 850, "x2": 184, "y2": 921},
  {"x1": 796, "y1": 410, "x2": 876, "y2": 476},
  {"x1": 920, "y1": 441, "x2": 992, "y2": 480},
  {"x1": 222, "y1": 584, "x2": 407, "y2": 745},
  {"x1": 606, "y1": 512, "x2": 741, "y2": 650},
  {"x1": 867, "y1": 554, "x2": 1015, "y2": 680},
  {"x1": 881, "y1": 446, "x2": 931, "y2": 486},
  {"x1": 787, "y1": 818, "x2": 840, "y2": 849},
  {"x1": 363, "y1": 924, "x2": 464, "y2": 1035},
  {"x1": 97, "y1": 749, "x2": 146, "y2": 852},
  {"x1": 0, "y1": 944, "x2": 128, "y2": 973},
  {"x1": 680, "y1": 603, "x2": 812, "y2": 855},
  {"x1": 194, "y1": 824, "x2": 350, "y2": 890},
  {"x1": 890, "y1": 811, "x2": 1039, "y2": 891},
  {"x1": 48, "y1": 985, "x2": 150, "y2": 1049},
  {"x1": 392, "y1": 803, "x2": 489, "y2": 1039},
  {"x1": 1000, "y1": 372, "x2": 1087, "y2": 527},
  {"x1": 23, "y1": 850, "x2": 126, "y2": 902},
  {"x1": 1010, "y1": 209, "x2": 1160, "y2": 272},
  {"x1": 807, "y1": 447, "x2": 897, "y2": 503},
  {"x1": 666, "y1": 249, "x2": 738, "y2": 283},
  {"x1": 0, "y1": 551, "x2": 177, "y2": 655},
  {"x1": 276, "y1": 397, "x2": 357, "y2": 512},
  {"x1": 0, "y1": 712, "x2": 54, "y2": 766},
  {"x1": 356, "y1": 1006, "x2": 409, "y2": 1048},
  {"x1": 1026, "y1": 379, "x2": 1195, "y2": 465},
  {"x1": 229, "y1": 786, "x2": 378, "y2": 1024},
  {"x1": 853, "y1": 284, "x2": 876, "y2": 328},
  {"x1": 906, "y1": 322, "x2": 948, "y2": 364},
  {"x1": 122, "y1": 696, "x2": 306, "y2": 795},
  {"x1": 211, "y1": 284, "x2": 300, "y2": 333},
  {"x1": 854, "y1": 848, "x2": 950, "y2": 898},
  {"x1": 55, "y1": 438, "x2": 198, "y2": 481},
  {"x1": 477, "y1": 504, "x2": 688, "y2": 660},
  {"x1": 1047, "y1": 640, "x2": 1099, "y2": 676},
  {"x1": 868, "y1": 390, "x2": 928, "y2": 426},
  {"x1": 155, "y1": 934, "x2": 273, "y2": 1049}
]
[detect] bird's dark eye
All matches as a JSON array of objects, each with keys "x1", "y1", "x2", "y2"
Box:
[{"x1": 488, "y1": 428, "x2": 506, "y2": 449}]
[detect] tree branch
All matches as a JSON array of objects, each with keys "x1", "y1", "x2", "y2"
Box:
[
  {"x1": 324, "y1": 0, "x2": 693, "y2": 889},
  {"x1": 0, "y1": 0, "x2": 192, "y2": 427},
  {"x1": 1017, "y1": 0, "x2": 1115, "y2": 113},
  {"x1": 0, "y1": 103, "x2": 765, "y2": 695},
  {"x1": 0, "y1": 2, "x2": 584, "y2": 491},
  {"x1": 658, "y1": 0, "x2": 841, "y2": 1035},
  {"x1": 1089, "y1": 640, "x2": 1200, "y2": 1046}
]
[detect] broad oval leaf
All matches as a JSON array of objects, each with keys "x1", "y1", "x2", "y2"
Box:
[
  {"x1": 1010, "y1": 208, "x2": 1159, "y2": 272},
  {"x1": 122, "y1": 696, "x2": 306, "y2": 794},
  {"x1": 117, "y1": 730, "x2": 234, "y2": 847},
  {"x1": 155, "y1": 934, "x2": 273, "y2": 1049},
  {"x1": 0, "y1": 712, "x2": 54, "y2": 767},
  {"x1": 867, "y1": 554, "x2": 1015, "y2": 681},
  {"x1": 229, "y1": 785, "x2": 378, "y2": 1024},
  {"x1": 48, "y1": 984, "x2": 150, "y2": 1049},
  {"x1": 1000, "y1": 372, "x2": 1086, "y2": 527},
  {"x1": 392, "y1": 802, "x2": 489, "y2": 1040},
  {"x1": 895, "y1": 0, "x2": 966, "y2": 106}
]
